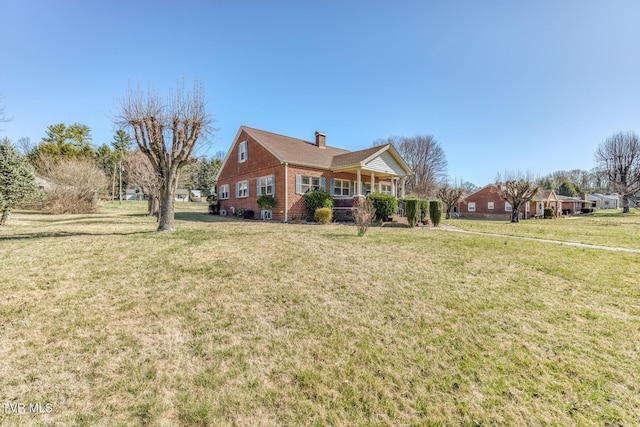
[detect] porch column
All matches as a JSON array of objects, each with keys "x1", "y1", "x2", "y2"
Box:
[
  {"x1": 401, "y1": 177, "x2": 406, "y2": 198},
  {"x1": 391, "y1": 178, "x2": 396, "y2": 197},
  {"x1": 356, "y1": 169, "x2": 362, "y2": 196},
  {"x1": 370, "y1": 171, "x2": 375, "y2": 195}
]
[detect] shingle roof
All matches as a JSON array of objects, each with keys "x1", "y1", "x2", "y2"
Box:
[
  {"x1": 331, "y1": 145, "x2": 390, "y2": 168},
  {"x1": 243, "y1": 126, "x2": 349, "y2": 169}
]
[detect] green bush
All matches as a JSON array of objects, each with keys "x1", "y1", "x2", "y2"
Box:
[
  {"x1": 544, "y1": 207, "x2": 554, "y2": 219},
  {"x1": 314, "y1": 207, "x2": 333, "y2": 224},
  {"x1": 405, "y1": 199, "x2": 419, "y2": 227},
  {"x1": 305, "y1": 190, "x2": 332, "y2": 218},
  {"x1": 367, "y1": 192, "x2": 398, "y2": 222},
  {"x1": 257, "y1": 194, "x2": 276, "y2": 210},
  {"x1": 429, "y1": 200, "x2": 442, "y2": 227},
  {"x1": 419, "y1": 199, "x2": 429, "y2": 224}
]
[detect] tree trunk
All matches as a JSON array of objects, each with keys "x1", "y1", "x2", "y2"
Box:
[
  {"x1": 0, "y1": 207, "x2": 10, "y2": 227},
  {"x1": 111, "y1": 163, "x2": 117, "y2": 204},
  {"x1": 510, "y1": 206, "x2": 519, "y2": 223},
  {"x1": 622, "y1": 194, "x2": 630, "y2": 213},
  {"x1": 157, "y1": 169, "x2": 179, "y2": 232},
  {"x1": 148, "y1": 194, "x2": 159, "y2": 217}
]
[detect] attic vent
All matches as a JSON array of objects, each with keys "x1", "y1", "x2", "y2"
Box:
[{"x1": 315, "y1": 131, "x2": 326, "y2": 149}]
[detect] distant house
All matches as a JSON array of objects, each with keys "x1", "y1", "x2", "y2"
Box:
[
  {"x1": 460, "y1": 186, "x2": 566, "y2": 220},
  {"x1": 590, "y1": 193, "x2": 620, "y2": 209},
  {"x1": 214, "y1": 126, "x2": 412, "y2": 221},
  {"x1": 175, "y1": 189, "x2": 190, "y2": 202}
]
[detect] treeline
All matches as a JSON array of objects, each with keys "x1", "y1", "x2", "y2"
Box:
[{"x1": 1, "y1": 122, "x2": 223, "y2": 223}]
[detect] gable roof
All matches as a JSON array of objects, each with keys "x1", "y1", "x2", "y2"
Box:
[
  {"x1": 243, "y1": 126, "x2": 349, "y2": 169},
  {"x1": 219, "y1": 126, "x2": 411, "y2": 176}
]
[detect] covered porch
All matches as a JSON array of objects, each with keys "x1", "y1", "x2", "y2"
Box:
[{"x1": 328, "y1": 143, "x2": 411, "y2": 221}]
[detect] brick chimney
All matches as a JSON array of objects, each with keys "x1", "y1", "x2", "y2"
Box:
[{"x1": 315, "y1": 131, "x2": 326, "y2": 149}]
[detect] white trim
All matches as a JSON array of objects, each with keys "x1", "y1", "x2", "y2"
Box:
[
  {"x1": 219, "y1": 184, "x2": 230, "y2": 200},
  {"x1": 238, "y1": 141, "x2": 247, "y2": 163},
  {"x1": 236, "y1": 180, "x2": 249, "y2": 198},
  {"x1": 468, "y1": 201, "x2": 476, "y2": 212}
]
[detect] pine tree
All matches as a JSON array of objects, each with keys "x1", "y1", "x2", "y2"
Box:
[{"x1": 0, "y1": 138, "x2": 37, "y2": 226}]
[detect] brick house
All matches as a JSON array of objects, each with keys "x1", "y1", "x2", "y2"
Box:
[
  {"x1": 459, "y1": 185, "x2": 563, "y2": 220},
  {"x1": 215, "y1": 126, "x2": 411, "y2": 221}
]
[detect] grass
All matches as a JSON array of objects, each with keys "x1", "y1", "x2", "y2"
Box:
[
  {"x1": 1, "y1": 202, "x2": 639, "y2": 426},
  {"x1": 446, "y1": 209, "x2": 640, "y2": 250}
]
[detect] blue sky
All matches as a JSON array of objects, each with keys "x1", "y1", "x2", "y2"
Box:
[{"x1": 1, "y1": 0, "x2": 639, "y2": 186}]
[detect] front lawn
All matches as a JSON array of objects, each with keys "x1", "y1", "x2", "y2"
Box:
[{"x1": 1, "y1": 203, "x2": 638, "y2": 425}]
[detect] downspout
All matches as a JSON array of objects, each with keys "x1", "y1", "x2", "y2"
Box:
[{"x1": 284, "y1": 162, "x2": 289, "y2": 222}]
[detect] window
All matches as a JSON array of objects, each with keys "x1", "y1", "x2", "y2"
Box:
[
  {"x1": 238, "y1": 141, "x2": 247, "y2": 163},
  {"x1": 380, "y1": 184, "x2": 392, "y2": 195},
  {"x1": 236, "y1": 180, "x2": 249, "y2": 198},
  {"x1": 261, "y1": 210, "x2": 272, "y2": 220},
  {"x1": 505, "y1": 202, "x2": 512, "y2": 212},
  {"x1": 296, "y1": 175, "x2": 323, "y2": 194},
  {"x1": 468, "y1": 202, "x2": 476, "y2": 212},
  {"x1": 219, "y1": 184, "x2": 230, "y2": 200},
  {"x1": 333, "y1": 179, "x2": 350, "y2": 196},
  {"x1": 257, "y1": 175, "x2": 274, "y2": 196},
  {"x1": 488, "y1": 201, "x2": 494, "y2": 210},
  {"x1": 363, "y1": 182, "x2": 372, "y2": 195}
]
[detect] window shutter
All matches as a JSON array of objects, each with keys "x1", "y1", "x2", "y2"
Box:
[
  {"x1": 295, "y1": 175, "x2": 302, "y2": 194},
  {"x1": 320, "y1": 177, "x2": 326, "y2": 190},
  {"x1": 271, "y1": 174, "x2": 275, "y2": 196},
  {"x1": 235, "y1": 182, "x2": 239, "y2": 198},
  {"x1": 246, "y1": 181, "x2": 249, "y2": 197},
  {"x1": 257, "y1": 178, "x2": 261, "y2": 196},
  {"x1": 330, "y1": 179, "x2": 335, "y2": 196},
  {"x1": 350, "y1": 181, "x2": 354, "y2": 196}
]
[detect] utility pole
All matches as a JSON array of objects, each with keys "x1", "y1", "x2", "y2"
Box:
[{"x1": 119, "y1": 160, "x2": 123, "y2": 205}]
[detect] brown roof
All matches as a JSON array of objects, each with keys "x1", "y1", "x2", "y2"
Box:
[
  {"x1": 331, "y1": 145, "x2": 390, "y2": 168},
  {"x1": 532, "y1": 189, "x2": 557, "y2": 201},
  {"x1": 243, "y1": 126, "x2": 349, "y2": 169}
]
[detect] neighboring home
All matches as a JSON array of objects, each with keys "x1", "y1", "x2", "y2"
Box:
[
  {"x1": 190, "y1": 190, "x2": 203, "y2": 202},
  {"x1": 175, "y1": 189, "x2": 190, "y2": 202},
  {"x1": 590, "y1": 193, "x2": 620, "y2": 209},
  {"x1": 123, "y1": 188, "x2": 143, "y2": 201},
  {"x1": 215, "y1": 126, "x2": 412, "y2": 221},
  {"x1": 556, "y1": 195, "x2": 594, "y2": 215},
  {"x1": 459, "y1": 186, "x2": 563, "y2": 220}
]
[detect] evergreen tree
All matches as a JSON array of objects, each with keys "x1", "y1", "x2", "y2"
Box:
[{"x1": 0, "y1": 138, "x2": 37, "y2": 226}]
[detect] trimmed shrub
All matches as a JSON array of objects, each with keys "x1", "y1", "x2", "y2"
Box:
[
  {"x1": 429, "y1": 200, "x2": 442, "y2": 227},
  {"x1": 405, "y1": 199, "x2": 420, "y2": 227},
  {"x1": 419, "y1": 199, "x2": 429, "y2": 225},
  {"x1": 544, "y1": 207, "x2": 554, "y2": 219},
  {"x1": 257, "y1": 194, "x2": 276, "y2": 210},
  {"x1": 243, "y1": 209, "x2": 255, "y2": 220},
  {"x1": 305, "y1": 190, "x2": 332, "y2": 218},
  {"x1": 367, "y1": 192, "x2": 398, "y2": 222},
  {"x1": 354, "y1": 198, "x2": 376, "y2": 236},
  {"x1": 314, "y1": 207, "x2": 332, "y2": 224}
]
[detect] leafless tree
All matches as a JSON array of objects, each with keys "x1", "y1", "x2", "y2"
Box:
[
  {"x1": 374, "y1": 135, "x2": 447, "y2": 198},
  {"x1": 116, "y1": 80, "x2": 214, "y2": 231},
  {"x1": 437, "y1": 185, "x2": 463, "y2": 219},
  {"x1": 594, "y1": 131, "x2": 640, "y2": 213},
  {"x1": 494, "y1": 171, "x2": 540, "y2": 223},
  {"x1": 124, "y1": 150, "x2": 161, "y2": 217}
]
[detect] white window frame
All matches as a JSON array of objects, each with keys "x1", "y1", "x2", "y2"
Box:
[
  {"x1": 468, "y1": 202, "x2": 476, "y2": 212},
  {"x1": 236, "y1": 180, "x2": 249, "y2": 198},
  {"x1": 238, "y1": 141, "x2": 247, "y2": 163},
  {"x1": 363, "y1": 182, "x2": 372, "y2": 195},
  {"x1": 380, "y1": 184, "x2": 392, "y2": 195},
  {"x1": 505, "y1": 202, "x2": 513, "y2": 212},
  {"x1": 257, "y1": 175, "x2": 274, "y2": 196},
  {"x1": 333, "y1": 179, "x2": 350, "y2": 196},
  {"x1": 488, "y1": 201, "x2": 494, "y2": 210},
  {"x1": 298, "y1": 176, "x2": 321, "y2": 194},
  {"x1": 261, "y1": 210, "x2": 272, "y2": 220},
  {"x1": 219, "y1": 184, "x2": 230, "y2": 200}
]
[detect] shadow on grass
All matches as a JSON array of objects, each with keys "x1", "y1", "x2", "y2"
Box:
[
  {"x1": 0, "y1": 230, "x2": 154, "y2": 241},
  {"x1": 174, "y1": 212, "x2": 238, "y2": 223}
]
